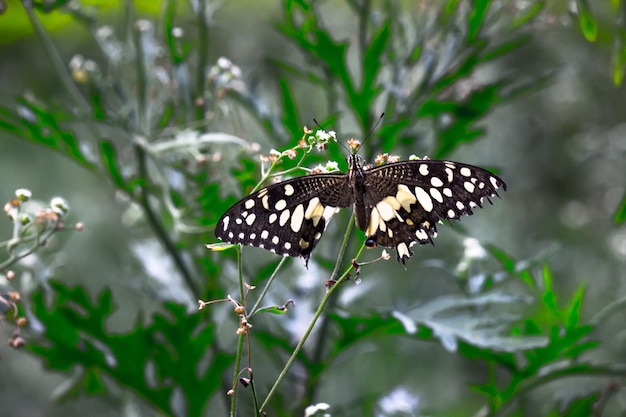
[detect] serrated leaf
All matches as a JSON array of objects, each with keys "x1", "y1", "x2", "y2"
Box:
[
  {"x1": 405, "y1": 292, "x2": 548, "y2": 352},
  {"x1": 27, "y1": 282, "x2": 232, "y2": 417}
]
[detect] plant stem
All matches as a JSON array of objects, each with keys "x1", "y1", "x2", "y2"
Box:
[
  {"x1": 134, "y1": 142, "x2": 200, "y2": 296},
  {"x1": 22, "y1": 2, "x2": 90, "y2": 111},
  {"x1": 230, "y1": 245, "x2": 245, "y2": 417},
  {"x1": 258, "y1": 219, "x2": 363, "y2": 414},
  {"x1": 248, "y1": 256, "x2": 289, "y2": 318}
]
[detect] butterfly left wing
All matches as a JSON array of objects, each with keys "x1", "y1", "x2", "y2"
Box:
[
  {"x1": 361, "y1": 160, "x2": 506, "y2": 264},
  {"x1": 216, "y1": 173, "x2": 353, "y2": 267}
]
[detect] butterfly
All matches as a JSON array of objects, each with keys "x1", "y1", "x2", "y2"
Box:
[{"x1": 215, "y1": 146, "x2": 506, "y2": 267}]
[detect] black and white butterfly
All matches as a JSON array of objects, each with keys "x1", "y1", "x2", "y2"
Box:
[{"x1": 216, "y1": 152, "x2": 506, "y2": 266}]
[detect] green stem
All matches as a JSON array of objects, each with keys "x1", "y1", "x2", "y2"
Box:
[
  {"x1": 590, "y1": 295, "x2": 626, "y2": 326},
  {"x1": 134, "y1": 142, "x2": 200, "y2": 296},
  {"x1": 22, "y1": 2, "x2": 90, "y2": 111},
  {"x1": 248, "y1": 256, "x2": 289, "y2": 318},
  {"x1": 195, "y1": 0, "x2": 209, "y2": 125},
  {"x1": 258, "y1": 225, "x2": 364, "y2": 414},
  {"x1": 230, "y1": 335, "x2": 246, "y2": 417},
  {"x1": 131, "y1": 13, "x2": 148, "y2": 132},
  {"x1": 230, "y1": 245, "x2": 245, "y2": 417}
]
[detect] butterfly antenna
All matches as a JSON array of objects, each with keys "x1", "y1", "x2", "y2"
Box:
[{"x1": 357, "y1": 113, "x2": 385, "y2": 153}]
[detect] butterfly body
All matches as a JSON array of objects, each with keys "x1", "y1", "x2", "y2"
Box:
[{"x1": 216, "y1": 154, "x2": 506, "y2": 266}]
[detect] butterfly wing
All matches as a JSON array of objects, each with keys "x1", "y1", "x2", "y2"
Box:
[
  {"x1": 362, "y1": 160, "x2": 507, "y2": 264},
  {"x1": 216, "y1": 174, "x2": 353, "y2": 266}
]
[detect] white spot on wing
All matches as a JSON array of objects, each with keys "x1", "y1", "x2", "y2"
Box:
[
  {"x1": 460, "y1": 167, "x2": 472, "y2": 177},
  {"x1": 430, "y1": 188, "x2": 443, "y2": 203},
  {"x1": 464, "y1": 181, "x2": 475, "y2": 193},
  {"x1": 447, "y1": 209, "x2": 456, "y2": 218},
  {"x1": 279, "y1": 209, "x2": 290, "y2": 226},
  {"x1": 284, "y1": 184, "x2": 295, "y2": 196},
  {"x1": 376, "y1": 200, "x2": 396, "y2": 221},
  {"x1": 290, "y1": 204, "x2": 304, "y2": 233},
  {"x1": 305, "y1": 197, "x2": 324, "y2": 226},
  {"x1": 275, "y1": 199, "x2": 287, "y2": 211},
  {"x1": 416, "y1": 229, "x2": 428, "y2": 240},
  {"x1": 490, "y1": 176, "x2": 499, "y2": 189},
  {"x1": 445, "y1": 168, "x2": 454, "y2": 182},
  {"x1": 443, "y1": 188, "x2": 452, "y2": 197},
  {"x1": 396, "y1": 184, "x2": 417, "y2": 211},
  {"x1": 272, "y1": 236, "x2": 279, "y2": 245},
  {"x1": 419, "y1": 164, "x2": 429, "y2": 176},
  {"x1": 245, "y1": 199, "x2": 255, "y2": 209},
  {"x1": 368, "y1": 207, "x2": 381, "y2": 237},
  {"x1": 269, "y1": 213, "x2": 277, "y2": 223},
  {"x1": 397, "y1": 242, "x2": 410, "y2": 259},
  {"x1": 261, "y1": 230, "x2": 269, "y2": 239},
  {"x1": 222, "y1": 216, "x2": 230, "y2": 231},
  {"x1": 430, "y1": 177, "x2": 444, "y2": 187},
  {"x1": 245, "y1": 213, "x2": 256, "y2": 225},
  {"x1": 414, "y1": 187, "x2": 433, "y2": 212}
]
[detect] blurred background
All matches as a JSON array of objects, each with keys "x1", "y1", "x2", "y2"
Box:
[{"x1": 1, "y1": 1, "x2": 625, "y2": 416}]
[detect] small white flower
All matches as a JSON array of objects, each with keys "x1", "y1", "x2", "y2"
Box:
[
  {"x1": 304, "y1": 402, "x2": 331, "y2": 417},
  {"x1": 325, "y1": 161, "x2": 339, "y2": 172},
  {"x1": 463, "y1": 237, "x2": 487, "y2": 260},
  {"x1": 50, "y1": 197, "x2": 70, "y2": 217},
  {"x1": 15, "y1": 188, "x2": 32, "y2": 201},
  {"x1": 315, "y1": 130, "x2": 331, "y2": 142}
]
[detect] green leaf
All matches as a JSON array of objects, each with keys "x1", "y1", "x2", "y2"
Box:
[
  {"x1": 100, "y1": 141, "x2": 128, "y2": 192},
  {"x1": 403, "y1": 292, "x2": 548, "y2": 352},
  {"x1": 614, "y1": 191, "x2": 626, "y2": 223},
  {"x1": 255, "y1": 304, "x2": 292, "y2": 315},
  {"x1": 467, "y1": 0, "x2": 491, "y2": 42},
  {"x1": 279, "y1": 78, "x2": 301, "y2": 138},
  {"x1": 565, "y1": 285, "x2": 586, "y2": 329},
  {"x1": 513, "y1": 2, "x2": 545, "y2": 27},
  {"x1": 540, "y1": 264, "x2": 562, "y2": 321},
  {"x1": 27, "y1": 281, "x2": 232, "y2": 417},
  {"x1": 576, "y1": 0, "x2": 598, "y2": 42},
  {"x1": 613, "y1": 26, "x2": 626, "y2": 85},
  {"x1": 486, "y1": 244, "x2": 517, "y2": 273},
  {"x1": 351, "y1": 21, "x2": 390, "y2": 126}
]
